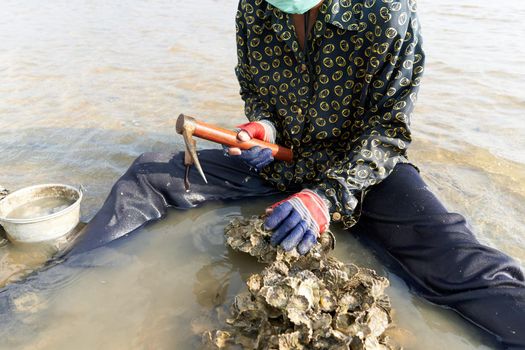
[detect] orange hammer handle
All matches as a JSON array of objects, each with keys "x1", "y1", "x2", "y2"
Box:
[{"x1": 193, "y1": 119, "x2": 293, "y2": 162}]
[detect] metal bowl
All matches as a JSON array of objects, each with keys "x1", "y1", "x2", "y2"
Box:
[{"x1": 0, "y1": 184, "x2": 82, "y2": 243}]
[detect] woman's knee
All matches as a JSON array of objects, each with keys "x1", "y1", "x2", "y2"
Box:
[
  {"x1": 132, "y1": 152, "x2": 174, "y2": 167},
  {"x1": 127, "y1": 152, "x2": 183, "y2": 176},
  {"x1": 362, "y1": 163, "x2": 449, "y2": 219}
]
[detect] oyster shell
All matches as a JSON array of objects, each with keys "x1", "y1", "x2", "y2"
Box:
[
  {"x1": 202, "y1": 216, "x2": 399, "y2": 350},
  {"x1": 202, "y1": 330, "x2": 232, "y2": 349}
]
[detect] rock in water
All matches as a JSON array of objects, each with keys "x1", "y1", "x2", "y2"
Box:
[{"x1": 202, "y1": 216, "x2": 398, "y2": 350}]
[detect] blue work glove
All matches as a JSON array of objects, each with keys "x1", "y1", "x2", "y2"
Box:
[
  {"x1": 235, "y1": 146, "x2": 274, "y2": 171},
  {"x1": 226, "y1": 121, "x2": 275, "y2": 172},
  {"x1": 264, "y1": 189, "x2": 330, "y2": 255}
]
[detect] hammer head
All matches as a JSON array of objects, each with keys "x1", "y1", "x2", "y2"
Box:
[{"x1": 176, "y1": 114, "x2": 208, "y2": 184}]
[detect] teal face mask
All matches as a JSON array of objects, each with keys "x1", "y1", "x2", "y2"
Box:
[{"x1": 266, "y1": 0, "x2": 322, "y2": 14}]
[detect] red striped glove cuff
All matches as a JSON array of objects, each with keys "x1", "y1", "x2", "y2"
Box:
[
  {"x1": 236, "y1": 120, "x2": 276, "y2": 143},
  {"x1": 270, "y1": 189, "x2": 330, "y2": 235}
]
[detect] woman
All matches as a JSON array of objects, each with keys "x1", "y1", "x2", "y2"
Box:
[{"x1": 70, "y1": 0, "x2": 524, "y2": 348}]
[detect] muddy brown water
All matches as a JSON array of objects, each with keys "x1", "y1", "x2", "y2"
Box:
[
  {"x1": 0, "y1": 0, "x2": 523, "y2": 349},
  {"x1": 5, "y1": 197, "x2": 75, "y2": 220}
]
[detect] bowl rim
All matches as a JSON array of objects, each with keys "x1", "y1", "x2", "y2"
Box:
[{"x1": 0, "y1": 183, "x2": 83, "y2": 224}]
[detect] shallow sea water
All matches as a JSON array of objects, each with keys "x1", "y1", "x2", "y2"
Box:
[{"x1": 0, "y1": 0, "x2": 523, "y2": 349}]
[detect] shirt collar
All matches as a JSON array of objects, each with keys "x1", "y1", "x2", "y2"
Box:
[{"x1": 263, "y1": 0, "x2": 359, "y2": 32}]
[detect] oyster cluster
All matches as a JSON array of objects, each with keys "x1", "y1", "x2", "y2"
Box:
[{"x1": 202, "y1": 216, "x2": 396, "y2": 350}]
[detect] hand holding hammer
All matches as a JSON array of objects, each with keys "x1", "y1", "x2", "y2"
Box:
[{"x1": 176, "y1": 114, "x2": 293, "y2": 189}]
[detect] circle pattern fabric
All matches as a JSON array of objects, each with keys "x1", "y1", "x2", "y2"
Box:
[{"x1": 235, "y1": 0, "x2": 425, "y2": 227}]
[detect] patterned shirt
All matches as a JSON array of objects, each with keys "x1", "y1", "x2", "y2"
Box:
[{"x1": 235, "y1": 0, "x2": 425, "y2": 227}]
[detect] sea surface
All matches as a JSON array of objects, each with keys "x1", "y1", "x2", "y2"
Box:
[{"x1": 0, "y1": 0, "x2": 524, "y2": 349}]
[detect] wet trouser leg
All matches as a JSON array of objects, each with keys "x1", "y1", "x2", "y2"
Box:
[
  {"x1": 353, "y1": 163, "x2": 525, "y2": 349},
  {"x1": 70, "y1": 149, "x2": 279, "y2": 255}
]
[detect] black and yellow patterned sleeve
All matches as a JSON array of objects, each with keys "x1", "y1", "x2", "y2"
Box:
[
  {"x1": 235, "y1": 0, "x2": 274, "y2": 124},
  {"x1": 313, "y1": 2, "x2": 425, "y2": 227}
]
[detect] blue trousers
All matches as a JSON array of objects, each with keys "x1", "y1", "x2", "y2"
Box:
[{"x1": 71, "y1": 149, "x2": 525, "y2": 349}]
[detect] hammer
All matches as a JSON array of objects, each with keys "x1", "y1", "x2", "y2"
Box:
[{"x1": 176, "y1": 114, "x2": 293, "y2": 189}]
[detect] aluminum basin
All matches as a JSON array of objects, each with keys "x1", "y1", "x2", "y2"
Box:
[{"x1": 0, "y1": 184, "x2": 82, "y2": 243}]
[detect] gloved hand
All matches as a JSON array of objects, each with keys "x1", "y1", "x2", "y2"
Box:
[
  {"x1": 264, "y1": 189, "x2": 330, "y2": 255},
  {"x1": 226, "y1": 120, "x2": 276, "y2": 172}
]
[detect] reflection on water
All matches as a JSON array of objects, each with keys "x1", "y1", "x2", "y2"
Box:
[
  {"x1": 0, "y1": 0, "x2": 523, "y2": 349},
  {"x1": 0, "y1": 223, "x2": 85, "y2": 289},
  {"x1": 0, "y1": 238, "x2": 57, "y2": 288}
]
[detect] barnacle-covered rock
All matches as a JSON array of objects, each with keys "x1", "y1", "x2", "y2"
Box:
[{"x1": 202, "y1": 216, "x2": 399, "y2": 349}]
